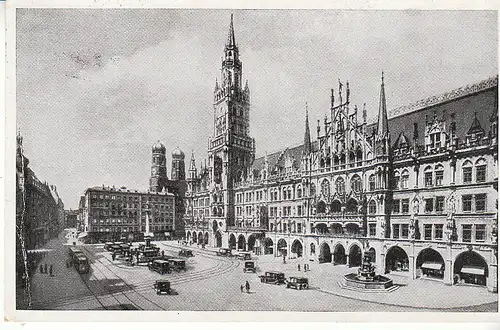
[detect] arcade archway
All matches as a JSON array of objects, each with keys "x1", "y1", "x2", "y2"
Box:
[
  {"x1": 291, "y1": 239, "x2": 303, "y2": 258},
  {"x1": 186, "y1": 232, "x2": 192, "y2": 242},
  {"x1": 247, "y1": 235, "x2": 256, "y2": 252},
  {"x1": 319, "y1": 242, "x2": 332, "y2": 263},
  {"x1": 264, "y1": 237, "x2": 274, "y2": 255},
  {"x1": 348, "y1": 244, "x2": 362, "y2": 267},
  {"x1": 215, "y1": 231, "x2": 222, "y2": 248},
  {"x1": 345, "y1": 223, "x2": 360, "y2": 235},
  {"x1": 192, "y1": 231, "x2": 198, "y2": 243},
  {"x1": 454, "y1": 250, "x2": 488, "y2": 286},
  {"x1": 330, "y1": 223, "x2": 343, "y2": 234},
  {"x1": 228, "y1": 234, "x2": 236, "y2": 249},
  {"x1": 416, "y1": 248, "x2": 445, "y2": 279},
  {"x1": 237, "y1": 235, "x2": 246, "y2": 251},
  {"x1": 333, "y1": 244, "x2": 346, "y2": 265},
  {"x1": 198, "y1": 232, "x2": 203, "y2": 244},
  {"x1": 385, "y1": 246, "x2": 409, "y2": 274},
  {"x1": 315, "y1": 223, "x2": 329, "y2": 234},
  {"x1": 203, "y1": 232, "x2": 209, "y2": 245},
  {"x1": 277, "y1": 239, "x2": 287, "y2": 257}
]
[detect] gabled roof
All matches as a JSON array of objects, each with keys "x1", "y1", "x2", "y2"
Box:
[{"x1": 467, "y1": 113, "x2": 485, "y2": 135}]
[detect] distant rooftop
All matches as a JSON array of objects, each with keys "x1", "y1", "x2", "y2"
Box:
[{"x1": 86, "y1": 185, "x2": 173, "y2": 196}]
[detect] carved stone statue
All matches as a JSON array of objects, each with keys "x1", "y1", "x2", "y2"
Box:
[{"x1": 412, "y1": 197, "x2": 419, "y2": 214}]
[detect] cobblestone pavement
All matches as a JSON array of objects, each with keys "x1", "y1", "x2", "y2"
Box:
[{"x1": 26, "y1": 234, "x2": 498, "y2": 312}]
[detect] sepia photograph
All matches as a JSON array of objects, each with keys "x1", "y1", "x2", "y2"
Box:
[{"x1": 5, "y1": 2, "x2": 499, "y2": 321}]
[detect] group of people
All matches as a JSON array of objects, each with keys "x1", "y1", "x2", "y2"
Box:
[
  {"x1": 297, "y1": 264, "x2": 310, "y2": 272},
  {"x1": 240, "y1": 280, "x2": 251, "y2": 293},
  {"x1": 40, "y1": 263, "x2": 54, "y2": 276}
]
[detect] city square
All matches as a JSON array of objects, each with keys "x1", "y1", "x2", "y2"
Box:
[{"x1": 11, "y1": 9, "x2": 498, "y2": 315}]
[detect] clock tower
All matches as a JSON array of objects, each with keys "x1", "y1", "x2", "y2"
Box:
[
  {"x1": 209, "y1": 14, "x2": 255, "y2": 229},
  {"x1": 150, "y1": 141, "x2": 168, "y2": 193}
]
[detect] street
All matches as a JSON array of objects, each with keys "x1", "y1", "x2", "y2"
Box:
[{"x1": 27, "y1": 230, "x2": 498, "y2": 312}]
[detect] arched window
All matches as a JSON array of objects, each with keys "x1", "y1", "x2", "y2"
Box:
[
  {"x1": 336, "y1": 177, "x2": 346, "y2": 194},
  {"x1": 369, "y1": 174, "x2": 376, "y2": 191},
  {"x1": 462, "y1": 160, "x2": 473, "y2": 184},
  {"x1": 333, "y1": 154, "x2": 340, "y2": 166},
  {"x1": 340, "y1": 153, "x2": 346, "y2": 164},
  {"x1": 310, "y1": 183, "x2": 316, "y2": 197},
  {"x1": 325, "y1": 156, "x2": 331, "y2": 167},
  {"x1": 401, "y1": 170, "x2": 410, "y2": 189},
  {"x1": 320, "y1": 157, "x2": 325, "y2": 168},
  {"x1": 475, "y1": 158, "x2": 487, "y2": 183},
  {"x1": 350, "y1": 175, "x2": 362, "y2": 193},
  {"x1": 369, "y1": 200, "x2": 377, "y2": 214},
  {"x1": 434, "y1": 164, "x2": 444, "y2": 186},
  {"x1": 393, "y1": 171, "x2": 400, "y2": 190},
  {"x1": 321, "y1": 179, "x2": 330, "y2": 196},
  {"x1": 424, "y1": 166, "x2": 433, "y2": 187},
  {"x1": 346, "y1": 198, "x2": 358, "y2": 213},
  {"x1": 331, "y1": 200, "x2": 342, "y2": 213},
  {"x1": 297, "y1": 185, "x2": 302, "y2": 198},
  {"x1": 317, "y1": 201, "x2": 326, "y2": 214}
]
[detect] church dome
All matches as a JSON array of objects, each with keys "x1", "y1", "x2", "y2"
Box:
[
  {"x1": 152, "y1": 141, "x2": 166, "y2": 153},
  {"x1": 172, "y1": 147, "x2": 185, "y2": 158}
]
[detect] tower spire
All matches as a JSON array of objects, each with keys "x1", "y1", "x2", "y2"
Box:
[
  {"x1": 376, "y1": 71, "x2": 389, "y2": 138},
  {"x1": 303, "y1": 102, "x2": 311, "y2": 155},
  {"x1": 226, "y1": 13, "x2": 236, "y2": 48}
]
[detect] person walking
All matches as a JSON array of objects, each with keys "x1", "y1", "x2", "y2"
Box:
[
  {"x1": 112, "y1": 252, "x2": 116, "y2": 261},
  {"x1": 304, "y1": 264, "x2": 307, "y2": 272},
  {"x1": 44, "y1": 263, "x2": 48, "y2": 274},
  {"x1": 240, "y1": 284, "x2": 244, "y2": 293},
  {"x1": 245, "y1": 280, "x2": 250, "y2": 293},
  {"x1": 298, "y1": 264, "x2": 301, "y2": 271},
  {"x1": 49, "y1": 265, "x2": 53, "y2": 276},
  {"x1": 40, "y1": 264, "x2": 44, "y2": 273}
]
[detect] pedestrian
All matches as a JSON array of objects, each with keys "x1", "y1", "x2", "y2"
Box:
[
  {"x1": 161, "y1": 250, "x2": 165, "y2": 258},
  {"x1": 245, "y1": 280, "x2": 250, "y2": 293},
  {"x1": 44, "y1": 263, "x2": 48, "y2": 274},
  {"x1": 112, "y1": 253, "x2": 116, "y2": 261},
  {"x1": 298, "y1": 264, "x2": 301, "y2": 271},
  {"x1": 49, "y1": 265, "x2": 53, "y2": 276},
  {"x1": 304, "y1": 264, "x2": 307, "y2": 272},
  {"x1": 40, "y1": 264, "x2": 44, "y2": 273},
  {"x1": 240, "y1": 284, "x2": 244, "y2": 293}
]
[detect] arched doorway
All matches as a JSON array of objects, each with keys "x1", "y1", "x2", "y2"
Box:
[
  {"x1": 315, "y1": 223, "x2": 328, "y2": 234},
  {"x1": 310, "y1": 243, "x2": 316, "y2": 256},
  {"x1": 186, "y1": 232, "x2": 192, "y2": 242},
  {"x1": 277, "y1": 239, "x2": 287, "y2": 257},
  {"x1": 319, "y1": 242, "x2": 332, "y2": 263},
  {"x1": 228, "y1": 234, "x2": 236, "y2": 249},
  {"x1": 291, "y1": 239, "x2": 303, "y2": 258},
  {"x1": 192, "y1": 231, "x2": 198, "y2": 243},
  {"x1": 454, "y1": 250, "x2": 488, "y2": 286},
  {"x1": 349, "y1": 244, "x2": 362, "y2": 267},
  {"x1": 416, "y1": 248, "x2": 445, "y2": 280},
  {"x1": 237, "y1": 235, "x2": 246, "y2": 251},
  {"x1": 333, "y1": 244, "x2": 346, "y2": 265},
  {"x1": 385, "y1": 246, "x2": 409, "y2": 274},
  {"x1": 215, "y1": 231, "x2": 222, "y2": 248},
  {"x1": 204, "y1": 232, "x2": 209, "y2": 245},
  {"x1": 363, "y1": 247, "x2": 376, "y2": 264},
  {"x1": 264, "y1": 237, "x2": 274, "y2": 255},
  {"x1": 198, "y1": 232, "x2": 203, "y2": 244},
  {"x1": 247, "y1": 235, "x2": 256, "y2": 252}
]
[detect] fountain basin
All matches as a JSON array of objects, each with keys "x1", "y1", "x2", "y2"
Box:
[{"x1": 343, "y1": 273, "x2": 393, "y2": 290}]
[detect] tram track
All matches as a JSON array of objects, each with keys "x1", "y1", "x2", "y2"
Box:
[{"x1": 31, "y1": 243, "x2": 240, "y2": 310}]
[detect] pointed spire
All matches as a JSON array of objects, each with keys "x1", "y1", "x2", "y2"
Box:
[
  {"x1": 215, "y1": 78, "x2": 219, "y2": 91},
  {"x1": 244, "y1": 79, "x2": 249, "y2": 91},
  {"x1": 376, "y1": 71, "x2": 389, "y2": 138},
  {"x1": 467, "y1": 110, "x2": 485, "y2": 136},
  {"x1": 189, "y1": 151, "x2": 196, "y2": 171},
  {"x1": 226, "y1": 13, "x2": 236, "y2": 48},
  {"x1": 303, "y1": 103, "x2": 311, "y2": 155}
]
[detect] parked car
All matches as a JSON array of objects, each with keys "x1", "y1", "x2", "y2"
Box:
[
  {"x1": 243, "y1": 261, "x2": 256, "y2": 273},
  {"x1": 286, "y1": 276, "x2": 309, "y2": 290},
  {"x1": 259, "y1": 271, "x2": 286, "y2": 285},
  {"x1": 216, "y1": 248, "x2": 233, "y2": 257},
  {"x1": 179, "y1": 249, "x2": 194, "y2": 257}
]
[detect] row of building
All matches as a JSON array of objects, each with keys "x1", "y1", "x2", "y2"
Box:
[{"x1": 16, "y1": 132, "x2": 65, "y2": 287}]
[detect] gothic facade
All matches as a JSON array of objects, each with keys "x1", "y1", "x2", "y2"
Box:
[{"x1": 184, "y1": 15, "x2": 498, "y2": 292}]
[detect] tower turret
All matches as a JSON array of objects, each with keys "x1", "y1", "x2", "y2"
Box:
[
  {"x1": 303, "y1": 103, "x2": 311, "y2": 156},
  {"x1": 171, "y1": 147, "x2": 186, "y2": 181},
  {"x1": 150, "y1": 141, "x2": 168, "y2": 193}
]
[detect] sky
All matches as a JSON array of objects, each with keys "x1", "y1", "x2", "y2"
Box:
[{"x1": 16, "y1": 9, "x2": 497, "y2": 209}]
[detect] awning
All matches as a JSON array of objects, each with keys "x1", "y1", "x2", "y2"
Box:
[
  {"x1": 461, "y1": 267, "x2": 485, "y2": 275},
  {"x1": 77, "y1": 232, "x2": 88, "y2": 238},
  {"x1": 421, "y1": 262, "x2": 443, "y2": 270},
  {"x1": 27, "y1": 249, "x2": 52, "y2": 254}
]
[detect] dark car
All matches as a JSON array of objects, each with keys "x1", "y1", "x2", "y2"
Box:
[
  {"x1": 243, "y1": 261, "x2": 256, "y2": 273},
  {"x1": 104, "y1": 242, "x2": 114, "y2": 251},
  {"x1": 148, "y1": 259, "x2": 170, "y2": 274},
  {"x1": 169, "y1": 258, "x2": 187, "y2": 271},
  {"x1": 154, "y1": 280, "x2": 171, "y2": 295},
  {"x1": 286, "y1": 276, "x2": 309, "y2": 290},
  {"x1": 259, "y1": 271, "x2": 286, "y2": 285},
  {"x1": 216, "y1": 248, "x2": 233, "y2": 257},
  {"x1": 237, "y1": 252, "x2": 252, "y2": 260},
  {"x1": 179, "y1": 249, "x2": 194, "y2": 258}
]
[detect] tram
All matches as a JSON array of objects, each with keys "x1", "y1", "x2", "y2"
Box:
[{"x1": 74, "y1": 254, "x2": 90, "y2": 274}]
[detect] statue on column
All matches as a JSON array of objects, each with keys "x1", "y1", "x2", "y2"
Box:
[{"x1": 445, "y1": 192, "x2": 456, "y2": 242}]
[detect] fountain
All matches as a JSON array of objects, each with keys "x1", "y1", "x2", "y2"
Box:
[{"x1": 340, "y1": 255, "x2": 395, "y2": 292}]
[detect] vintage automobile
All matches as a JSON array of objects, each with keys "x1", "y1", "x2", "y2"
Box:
[
  {"x1": 148, "y1": 259, "x2": 171, "y2": 274},
  {"x1": 243, "y1": 261, "x2": 256, "y2": 273},
  {"x1": 169, "y1": 258, "x2": 187, "y2": 271},
  {"x1": 237, "y1": 252, "x2": 252, "y2": 260},
  {"x1": 216, "y1": 248, "x2": 233, "y2": 257},
  {"x1": 104, "y1": 242, "x2": 114, "y2": 251},
  {"x1": 179, "y1": 249, "x2": 194, "y2": 258},
  {"x1": 285, "y1": 276, "x2": 309, "y2": 290},
  {"x1": 137, "y1": 248, "x2": 161, "y2": 264},
  {"x1": 259, "y1": 271, "x2": 286, "y2": 285},
  {"x1": 110, "y1": 244, "x2": 122, "y2": 253},
  {"x1": 154, "y1": 280, "x2": 172, "y2": 295}
]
